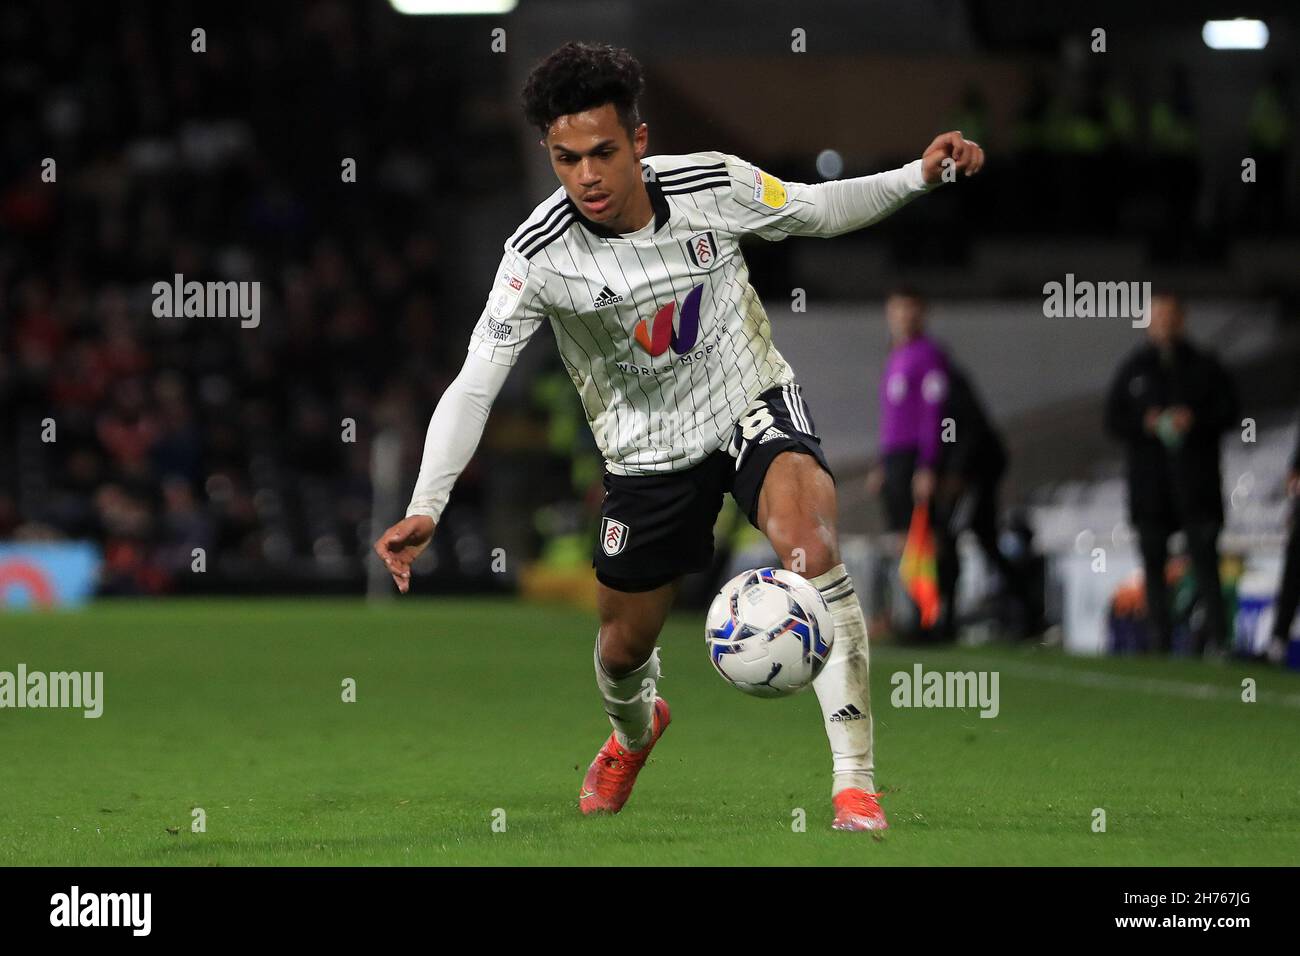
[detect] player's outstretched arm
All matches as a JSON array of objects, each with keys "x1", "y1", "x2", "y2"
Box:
[
  {"x1": 731, "y1": 131, "x2": 984, "y2": 241},
  {"x1": 372, "y1": 350, "x2": 511, "y2": 593}
]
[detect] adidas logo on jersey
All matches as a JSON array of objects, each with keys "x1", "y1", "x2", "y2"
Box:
[
  {"x1": 592, "y1": 285, "x2": 624, "y2": 308},
  {"x1": 758, "y1": 427, "x2": 788, "y2": 444},
  {"x1": 829, "y1": 704, "x2": 867, "y2": 722}
]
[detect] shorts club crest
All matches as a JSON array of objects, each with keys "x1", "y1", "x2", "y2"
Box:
[
  {"x1": 592, "y1": 382, "x2": 832, "y2": 592},
  {"x1": 601, "y1": 517, "x2": 630, "y2": 556}
]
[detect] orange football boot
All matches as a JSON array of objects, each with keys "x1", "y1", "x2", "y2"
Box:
[
  {"x1": 832, "y1": 788, "x2": 889, "y2": 831},
  {"x1": 578, "y1": 698, "x2": 671, "y2": 815}
]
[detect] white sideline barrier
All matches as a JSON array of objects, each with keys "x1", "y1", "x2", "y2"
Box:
[{"x1": 1058, "y1": 550, "x2": 1140, "y2": 656}]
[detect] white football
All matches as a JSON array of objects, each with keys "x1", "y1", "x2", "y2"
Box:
[{"x1": 704, "y1": 567, "x2": 835, "y2": 698}]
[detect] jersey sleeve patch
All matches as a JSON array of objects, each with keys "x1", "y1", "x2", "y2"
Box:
[
  {"x1": 752, "y1": 167, "x2": 789, "y2": 210},
  {"x1": 488, "y1": 251, "x2": 529, "y2": 320}
]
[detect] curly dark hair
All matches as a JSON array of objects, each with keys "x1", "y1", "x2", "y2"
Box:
[{"x1": 521, "y1": 41, "x2": 644, "y2": 142}]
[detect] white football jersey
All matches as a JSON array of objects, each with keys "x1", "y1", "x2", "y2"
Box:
[{"x1": 466, "y1": 151, "x2": 848, "y2": 475}]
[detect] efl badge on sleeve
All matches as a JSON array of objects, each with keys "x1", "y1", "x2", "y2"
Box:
[
  {"x1": 600, "y1": 517, "x2": 629, "y2": 556},
  {"x1": 752, "y1": 167, "x2": 788, "y2": 209},
  {"x1": 489, "y1": 255, "x2": 528, "y2": 320},
  {"x1": 684, "y1": 230, "x2": 719, "y2": 269}
]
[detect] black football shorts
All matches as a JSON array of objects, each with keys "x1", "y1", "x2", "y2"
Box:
[{"x1": 592, "y1": 382, "x2": 834, "y2": 592}]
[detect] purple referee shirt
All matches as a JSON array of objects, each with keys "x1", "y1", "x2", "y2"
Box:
[{"x1": 879, "y1": 335, "x2": 949, "y2": 467}]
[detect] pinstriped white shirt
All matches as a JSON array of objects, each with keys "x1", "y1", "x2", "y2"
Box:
[{"x1": 467, "y1": 150, "x2": 931, "y2": 476}]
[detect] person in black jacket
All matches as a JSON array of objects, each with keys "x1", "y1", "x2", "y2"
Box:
[
  {"x1": 936, "y1": 363, "x2": 1008, "y2": 551},
  {"x1": 1104, "y1": 293, "x2": 1240, "y2": 655},
  {"x1": 934, "y1": 363, "x2": 1041, "y2": 637},
  {"x1": 1269, "y1": 417, "x2": 1300, "y2": 662}
]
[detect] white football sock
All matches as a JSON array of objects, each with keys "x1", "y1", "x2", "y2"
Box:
[
  {"x1": 809, "y1": 564, "x2": 876, "y2": 796},
  {"x1": 593, "y1": 631, "x2": 661, "y2": 752}
]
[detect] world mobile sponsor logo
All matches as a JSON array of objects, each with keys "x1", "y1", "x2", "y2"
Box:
[
  {"x1": 615, "y1": 332, "x2": 724, "y2": 375},
  {"x1": 634, "y1": 283, "x2": 703, "y2": 356}
]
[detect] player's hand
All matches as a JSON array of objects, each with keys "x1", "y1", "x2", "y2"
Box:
[
  {"x1": 373, "y1": 515, "x2": 436, "y2": 593},
  {"x1": 1143, "y1": 407, "x2": 1165, "y2": 434},
  {"x1": 1169, "y1": 405, "x2": 1194, "y2": 434},
  {"x1": 921, "y1": 131, "x2": 985, "y2": 184},
  {"x1": 1286, "y1": 469, "x2": 1300, "y2": 499}
]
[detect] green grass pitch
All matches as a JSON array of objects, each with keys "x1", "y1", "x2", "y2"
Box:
[{"x1": 2, "y1": 598, "x2": 1297, "y2": 866}]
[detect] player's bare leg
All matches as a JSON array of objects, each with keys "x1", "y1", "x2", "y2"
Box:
[
  {"x1": 757, "y1": 450, "x2": 888, "y2": 831},
  {"x1": 578, "y1": 580, "x2": 676, "y2": 814}
]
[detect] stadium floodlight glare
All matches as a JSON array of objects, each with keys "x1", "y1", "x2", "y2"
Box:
[
  {"x1": 816, "y1": 149, "x2": 845, "y2": 180},
  {"x1": 1201, "y1": 19, "x2": 1269, "y2": 50},
  {"x1": 388, "y1": 0, "x2": 518, "y2": 14}
]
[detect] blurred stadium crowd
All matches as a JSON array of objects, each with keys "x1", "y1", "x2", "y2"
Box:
[
  {"x1": 0, "y1": 1, "x2": 1296, "y2": 597},
  {"x1": 0, "y1": 3, "x2": 502, "y2": 592},
  {"x1": 941, "y1": 64, "x2": 1293, "y2": 258},
  {"x1": 1030, "y1": 65, "x2": 1284, "y2": 211}
]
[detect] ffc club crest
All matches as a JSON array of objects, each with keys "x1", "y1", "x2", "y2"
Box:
[
  {"x1": 601, "y1": 517, "x2": 629, "y2": 556},
  {"x1": 684, "y1": 230, "x2": 718, "y2": 269}
]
